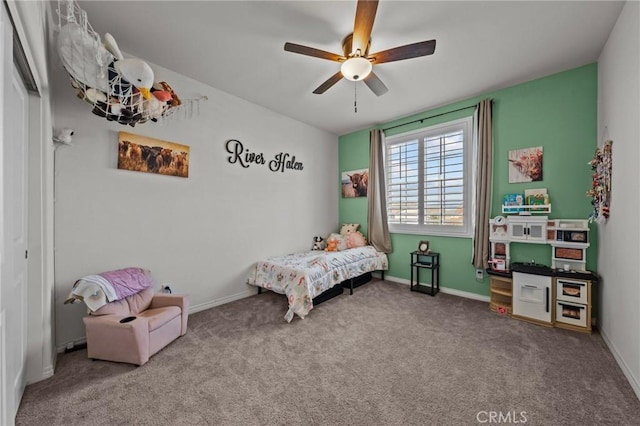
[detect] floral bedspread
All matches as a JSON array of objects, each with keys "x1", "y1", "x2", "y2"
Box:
[{"x1": 247, "y1": 246, "x2": 388, "y2": 322}]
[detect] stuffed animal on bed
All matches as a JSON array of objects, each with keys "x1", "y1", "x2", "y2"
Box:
[
  {"x1": 340, "y1": 223, "x2": 360, "y2": 235},
  {"x1": 327, "y1": 233, "x2": 348, "y2": 251},
  {"x1": 312, "y1": 236, "x2": 326, "y2": 251},
  {"x1": 325, "y1": 239, "x2": 338, "y2": 252},
  {"x1": 346, "y1": 231, "x2": 367, "y2": 249}
]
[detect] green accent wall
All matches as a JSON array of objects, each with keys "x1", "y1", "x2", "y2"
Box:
[{"x1": 339, "y1": 64, "x2": 598, "y2": 297}]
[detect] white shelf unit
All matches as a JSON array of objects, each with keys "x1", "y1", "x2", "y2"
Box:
[
  {"x1": 507, "y1": 216, "x2": 548, "y2": 243},
  {"x1": 488, "y1": 216, "x2": 591, "y2": 272},
  {"x1": 547, "y1": 219, "x2": 590, "y2": 271},
  {"x1": 489, "y1": 218, "x2": 510, "y2": 269},
  {"x1": 502, "y1": 204, "x2": 551, "y2": 215}
]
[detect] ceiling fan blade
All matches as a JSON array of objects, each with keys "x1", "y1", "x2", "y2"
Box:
[
  {"x1": 284, "y1": 42, "x2": 347, "y2": 62},
  {"x1": 364, "y1": 71, "x2": 388, "y2": 96},
  {"x1": 352, "y1": 0, "x2": 378, "y2": 55},
  {"x1": 284, "y1": 42, "x2": 345, "y2": 62},
  {"x1": 313, "y1": 71, "x2": 344, "y2": 94},
  {"x1": 369, "y1": 40, "x2": 436, "y2": 64}
]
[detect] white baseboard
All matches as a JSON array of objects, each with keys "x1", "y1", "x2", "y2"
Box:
[
  {"x1": 56, "y1": 337, "x2": 87, "y2": 354},
  {"x1": 382, "y1": 274, "x2": 490, "y2": 303},
  {"x1": 600, "y1": 328, "x2": 640, "y2": 401},
  {"x1": 41, "y1": 344, "x2": 56, "y2": 380},
  {"x1": 189, "y1": 289, "x2": 256, "y2": 314},
  {"x1": 25, "y1": 345, "x2": 57, "y2": 385},
  {"x1": 39, "y1": 364, "x2": 54, "y2": 382}
]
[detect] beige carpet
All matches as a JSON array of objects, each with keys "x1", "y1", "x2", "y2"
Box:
[{"x1": 16, "y1": 280, "x2": 640, "y2": 425}]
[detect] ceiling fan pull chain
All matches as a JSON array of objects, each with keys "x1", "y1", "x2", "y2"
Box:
[{"x1": 354, "y1": 82, "x2": 358, "y2": 113}]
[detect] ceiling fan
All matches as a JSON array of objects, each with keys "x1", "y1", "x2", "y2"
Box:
[{"x1": 284, "y1": 0, "x2": 436, "y2": 96}]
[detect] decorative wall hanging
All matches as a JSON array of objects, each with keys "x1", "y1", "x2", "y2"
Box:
[
  {"x1": 55, "y1": 0, "x2": 206, "y2": 127},
  {"x1": 508, "y1": 146, "x2": 543, "y2": 183},
  {"x1": 586, "y1": 140, "x2": 612, "y2": 223},
  {"x1": 342, "y1": 169, "x2": 368, "y2": 198},
  {"x1": 118, "y1": 132, "x2": 189, "y2": 178},
  {"x1": 224, "y1": 139, "x2": 304, "y2": 173}
]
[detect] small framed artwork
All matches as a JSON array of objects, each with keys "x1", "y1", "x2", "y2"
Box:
[
  {"x1": 118, "y1": 131, "x2": 189, "y2": 178},
  {"x1": 341, "y1": 168, "x2": 368, "y2": 198},
  {"x1": 508, "y1": 146, "x2": 543, "y2": 183},
  {"x1": 418, "y1": 240, "x2": 430, "y2": 254}
]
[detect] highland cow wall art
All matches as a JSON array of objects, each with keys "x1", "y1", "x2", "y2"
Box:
[
  {"x1": 342, "y1": 168, "x2": 369, "y2": 198},
  {"x1": 118, "y1": 131, "x2": 189, "y2": 178},
  {"x1": 508, "y1": 146, "x2": 543, "y2": 183}
]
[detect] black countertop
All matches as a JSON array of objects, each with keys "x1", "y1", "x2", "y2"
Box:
[
  {"x1": 487, "y1": 263, "x2": 598, "y2": 282},
  {"x1": 510, "y1": 262, "x2": 555, "y2": 276},
  {"x1": 554, "y1": 269, "x2": 598, "y2": 282}
]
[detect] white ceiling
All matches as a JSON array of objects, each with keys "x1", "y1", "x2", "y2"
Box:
[{"x1": 75, "y1": 0, "x2": 625, "y2": 136}]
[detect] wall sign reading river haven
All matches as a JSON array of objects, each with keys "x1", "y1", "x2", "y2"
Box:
[{"x1": 225, "y1": 139, "x2": 304, "y2": 173}]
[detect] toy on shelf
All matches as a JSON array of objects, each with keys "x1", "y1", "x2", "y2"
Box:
[
  {"x1": 502, "y1": 193, "x2": 524, "y2": 213},
  {"x1": 525, "y1": 188, "x2": 549, "y2": 212},
  {"x1": 501, "y1": 190, "x2": 551, "y2": 215}
]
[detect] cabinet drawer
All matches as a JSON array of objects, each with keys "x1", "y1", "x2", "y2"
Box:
[
  {"x1": 556, "y1": 279, "x2": 588, "y2": 304},
  {"x1": 555, "y1": 301, "x2": 588, "y2": 328}
]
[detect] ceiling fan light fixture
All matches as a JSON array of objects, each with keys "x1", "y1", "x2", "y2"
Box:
[{"x1": 340, "y1": 57, "x2": 372, "y2": 81}]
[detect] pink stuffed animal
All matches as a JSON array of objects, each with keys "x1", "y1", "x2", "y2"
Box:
[{"x1": 346, "y1": 231, "x2": 367, "y2": 249}]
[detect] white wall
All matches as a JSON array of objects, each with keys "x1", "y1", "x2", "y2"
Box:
[
  {"x1": 52, "y1": 56, "x2": 338, "y2": 347},
  {"x1": 597, "y1": 1, "x2": 640, "y2": 399}
]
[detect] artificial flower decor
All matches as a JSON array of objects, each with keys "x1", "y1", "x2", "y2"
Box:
[{"x1": 586, "y1": 140, "x2": 612, "y2": 223}]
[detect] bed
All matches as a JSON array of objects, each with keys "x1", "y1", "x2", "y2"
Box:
[{"x1": 247, "y1": 246, "x2": 388, "y2": 322}]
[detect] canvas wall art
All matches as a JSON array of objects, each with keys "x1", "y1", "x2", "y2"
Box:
[
  {"x1": 508, "y1": 146, "x2": 543, "y2": 183},
  {"x1": 342, "y1": 168, "x2": 368, "y2": 198},
  {"x1": 118, "y1": 132, "x2": 189, "y2": 178}
]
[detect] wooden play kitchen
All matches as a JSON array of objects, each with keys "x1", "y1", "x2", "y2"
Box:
[
  {"x1": 487, "y1": 207, "x2": 597, "y2": 333},
  {"x1": 488, "y1": 268, "x2": 595, "y2": 333}
]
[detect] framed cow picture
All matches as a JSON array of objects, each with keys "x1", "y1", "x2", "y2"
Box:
[
  {"x1": 341, "y1": 168, "x2": 368, "y2": 198},
  {"x1": 118, "y1": 132, "x2": 189, "y2": 178}
]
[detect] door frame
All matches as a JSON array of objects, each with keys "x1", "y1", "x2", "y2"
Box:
[{"x1": 1, "y1": 3, "x2": 56, "y2": 424}]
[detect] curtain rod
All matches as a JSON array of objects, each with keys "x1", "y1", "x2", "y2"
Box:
[{"x1": 382, "y1": 104, "x2": 477, "y2": 132}]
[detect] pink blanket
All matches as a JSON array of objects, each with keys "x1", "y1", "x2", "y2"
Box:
[{"x1": 99, "y1": 267, "x2": 154, "y2": 300}]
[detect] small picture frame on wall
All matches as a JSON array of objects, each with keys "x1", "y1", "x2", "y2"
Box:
[
  {"x1": 508, "y1": 146, "x2": 543, "y2": 183},
  {"x1": 341, "y1": 168, "x2": 368, "y2": 198},
  {"x1": 418, "y1": 240, "x2": 430, "y2": 254}
]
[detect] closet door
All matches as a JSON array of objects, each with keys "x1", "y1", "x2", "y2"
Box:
[{"x1": 1, "y1": 4, "x2": 29, "y2": 424}]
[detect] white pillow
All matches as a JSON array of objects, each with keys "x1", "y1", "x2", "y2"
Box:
[{"x1": 340, "y1": 223, "x2": 360, "y2": 236}]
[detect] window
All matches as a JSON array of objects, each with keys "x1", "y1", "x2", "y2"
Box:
[{"x1": 384, "y1": 116, "x2": 473, "y2": 237}]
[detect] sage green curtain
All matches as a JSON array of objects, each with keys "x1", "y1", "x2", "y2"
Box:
[
  {"x1": 472, "y1": 99, "x2": 493, "y2": 268},
  {"x1": 368, "y1": 129, "x2": 392, "y2": 253}
]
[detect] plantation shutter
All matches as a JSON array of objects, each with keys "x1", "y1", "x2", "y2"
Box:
[
  {"x1": 386, "y1": 138, "x2": 420, "y2": 224},
  {"x1": 384, "y1": 117, "x2": 470, "y2": 234},
  {"x1": 424, "y1": 128, "x2": 464, "y2": 226}
]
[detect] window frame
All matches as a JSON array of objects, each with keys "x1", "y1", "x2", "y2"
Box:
[{"x1": 384, "y1": 116, "x2": 474, "y2": 238}]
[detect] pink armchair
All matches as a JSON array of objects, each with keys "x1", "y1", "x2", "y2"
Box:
[{"x1": 83, "y1": 287, "x2": 189, "y2": 365}]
